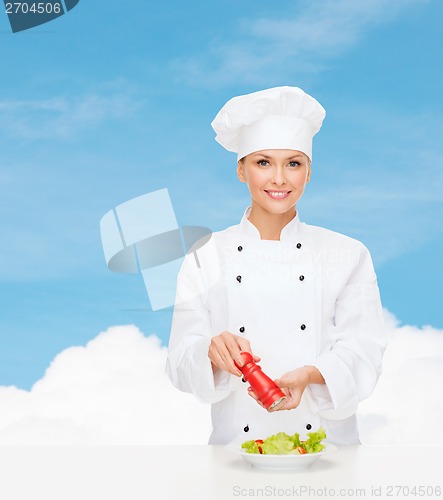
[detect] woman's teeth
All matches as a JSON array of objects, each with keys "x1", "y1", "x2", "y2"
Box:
[{"x1": 266, "y1": 191, "x2": 290, "y2": 199}]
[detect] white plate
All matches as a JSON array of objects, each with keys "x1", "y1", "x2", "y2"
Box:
[{"x1": 225, "y1": 441, "x2": 337, "y2": 471}]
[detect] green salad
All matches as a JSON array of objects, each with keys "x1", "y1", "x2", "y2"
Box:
[{"x1": 241, "y1": 427, "x2": 326, "y2": 455}]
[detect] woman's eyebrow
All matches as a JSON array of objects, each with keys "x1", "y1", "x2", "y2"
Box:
[
  {"x1": 252, "y1": 153, "x2": 304, "y2": 160},
  {"x1": 252, "y1": 153, "x2": 272, "y2": 159}
]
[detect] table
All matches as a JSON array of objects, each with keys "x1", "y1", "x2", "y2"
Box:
[{"x1": 0, "y1": 445, "x2": 441, "y2": 500}]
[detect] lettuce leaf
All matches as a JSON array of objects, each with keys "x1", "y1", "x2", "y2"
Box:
[
  {"x1": 241, "y1": 440, "x2": 260, "y2": 454},
  {"x1": 261, "y1": 432, "x2": 295, "y2": 455},
  {"x1": 302, "y1": 427, "x2": 327, "y2": 454},
  {"x1": 289, "y1": 432, "x2": 301, "y2": 448}
]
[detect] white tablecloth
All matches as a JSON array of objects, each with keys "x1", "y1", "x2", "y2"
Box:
[{"x1": 0, "y1": 445, "x2": 441, "y2": 500}]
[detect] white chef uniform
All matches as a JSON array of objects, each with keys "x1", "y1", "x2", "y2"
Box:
[
  {"x1": 166, "y1": 205, "x2": 387, "y2": 445},
  {"x1": 167, "y1": 85, "x2": 387, "y2": 445}
]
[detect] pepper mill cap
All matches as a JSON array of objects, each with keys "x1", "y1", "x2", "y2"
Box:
[
  {"x1": 239, "y1": 351, "x2": 253, "y2": 364},
  {"x1": 234, "y1": 351, "x2": 254, "y2": 370}
]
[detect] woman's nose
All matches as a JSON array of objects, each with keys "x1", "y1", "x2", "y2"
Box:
[{"x1": 272, "y1": 167, "x2": 286, "y2": 185}]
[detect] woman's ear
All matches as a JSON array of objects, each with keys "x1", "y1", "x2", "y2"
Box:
[
  {"x1": 237, "y1": 160, "x2": 246, "y2": 183},
  {"x1": 306, "y1": 162, "x2": 312, "y2": 183}
]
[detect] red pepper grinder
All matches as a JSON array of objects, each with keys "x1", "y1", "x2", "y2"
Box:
[{"x1": 234, "y1": 352, "x2": 287, "y2": 411}]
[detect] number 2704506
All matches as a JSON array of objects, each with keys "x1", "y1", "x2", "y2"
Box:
[{"x1": 5, "y1": 3, "x2": 62, "y2": 14}]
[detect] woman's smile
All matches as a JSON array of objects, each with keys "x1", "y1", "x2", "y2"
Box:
[{"x1": 264, "y1": 190, "x2": 291, "y2": 200}]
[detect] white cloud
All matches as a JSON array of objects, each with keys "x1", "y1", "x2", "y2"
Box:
[
  {"x1": 0, "y1": 325, "x2": 211, "y2": 445},
  {"x1": 358, "y1": 309, "x2": 443, "y2": 445},
  {"x1": 0, "y1": 80, "x2": 143, "y2": 140},
  {"x1": 0, "y1": 311, "x2": 441, "y2": 445},
  {"x1": 170, "y1": 0, "x2": 428, "y2": 87}
]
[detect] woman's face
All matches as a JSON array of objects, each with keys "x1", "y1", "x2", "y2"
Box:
[{"x1": 236, "y1": 149, "x2": 311, "y2": 216}]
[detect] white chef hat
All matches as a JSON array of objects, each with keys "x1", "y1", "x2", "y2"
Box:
[{"x1": 211, "y1": 86, "x2": 326, "y2": 162}]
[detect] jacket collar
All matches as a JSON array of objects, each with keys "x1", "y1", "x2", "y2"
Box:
[{"x1": 239, "y1": 206, "x2": 301, "y2": 242}]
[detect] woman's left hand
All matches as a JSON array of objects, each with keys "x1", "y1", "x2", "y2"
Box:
[
  {"x1": 248, "y1": 366, "x2": 323, "y2": 411},
  {"x1": 273, "y1": 367, "x2": 310, "y2": 410}
]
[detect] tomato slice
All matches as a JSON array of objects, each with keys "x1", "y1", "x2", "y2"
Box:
[
  {"x1": 255, "y1": 439, "x2": 264, "y2": 454},
  {"x1": 296, "y1": 446, "x2": 307, "y2": 454}
]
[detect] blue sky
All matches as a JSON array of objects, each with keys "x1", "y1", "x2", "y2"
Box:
[{"x1": 0, "y1": 0, "x2": 442, "y2": 389}]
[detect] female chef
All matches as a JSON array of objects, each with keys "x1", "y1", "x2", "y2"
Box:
[{"x1": 166, "y1": 86, "x2": 387, "y2": 446}]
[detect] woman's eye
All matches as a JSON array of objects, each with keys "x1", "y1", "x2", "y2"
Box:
[
  {"x1": 257, "y1": 160, "x2": 269, "y2": 166},
  {"x1": 288, "y1": 161, "x2": 301, "y2": 167}
]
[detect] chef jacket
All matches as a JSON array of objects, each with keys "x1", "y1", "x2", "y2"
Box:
[{"x1": 166, "y1": 206, "x2": 387, "y2": 445}]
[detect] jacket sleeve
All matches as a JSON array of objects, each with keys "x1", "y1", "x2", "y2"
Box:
[
  {"x1": 165, "y1": 243, "x2": 233, "y2": 404},
  {"x1": 307, "y1": 243, "x2": 387, "y2": 419}
]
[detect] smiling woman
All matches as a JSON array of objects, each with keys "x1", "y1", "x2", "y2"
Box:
[{"x1": 166, "y1": 86, "x2": 387, "y2": 447}]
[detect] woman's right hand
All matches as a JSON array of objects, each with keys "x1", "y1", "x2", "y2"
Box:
[{"x1": 208, "y1": 331, "x2": 260, "y2": 377}]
